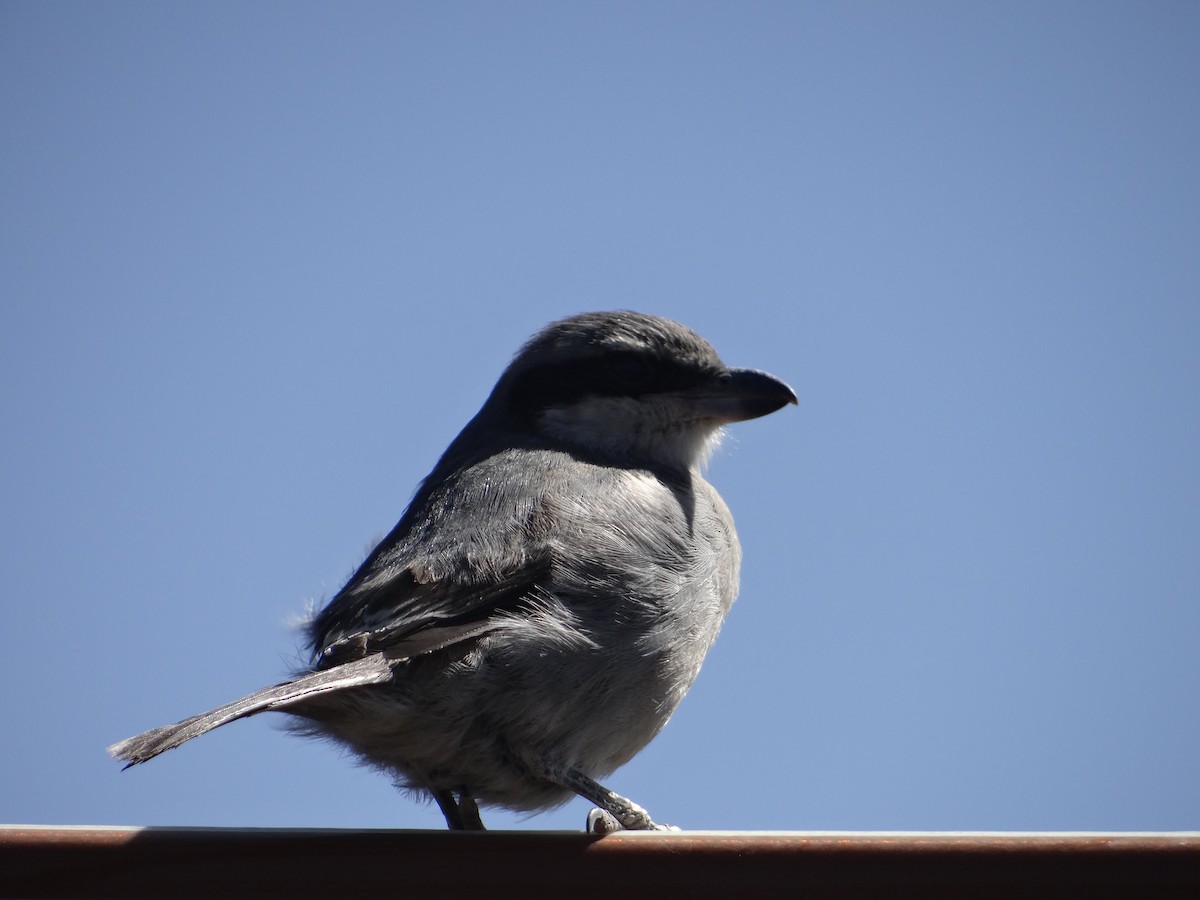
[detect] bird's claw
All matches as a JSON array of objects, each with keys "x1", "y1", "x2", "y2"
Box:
[
  {"x1": 586, "y1": 808, "x2": 623, "y2": 834},
  {"x1": 586, "y1": 807, "x2": 679, "y2": 833}
]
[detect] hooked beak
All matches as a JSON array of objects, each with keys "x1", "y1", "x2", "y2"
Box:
[{"x1": 684, "y1": 367, "x2": 798, "y2": 425}]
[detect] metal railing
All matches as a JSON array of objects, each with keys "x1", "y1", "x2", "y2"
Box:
[{"x1": 3, "y1": 826, "x2": 1198, "y2": 898}]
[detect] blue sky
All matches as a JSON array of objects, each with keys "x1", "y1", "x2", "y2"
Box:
[{"x1": 2, "y1": 1, "x2": 1197, "y2": 832}]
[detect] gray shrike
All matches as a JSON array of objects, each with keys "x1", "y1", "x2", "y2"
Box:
[{"x1": 110, "y1": 310, "x2": 796, "y2": 831}]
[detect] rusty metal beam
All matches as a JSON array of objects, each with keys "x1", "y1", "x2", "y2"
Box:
[{"x1": 3, "y1": 826, "x2": 1198, "y2": 899}]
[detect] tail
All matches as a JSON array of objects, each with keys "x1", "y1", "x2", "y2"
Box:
[{"x1": 108, "y1": 655, "x2": 393, "y2": 767}]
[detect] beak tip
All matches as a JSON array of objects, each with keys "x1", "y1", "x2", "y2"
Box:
[{"x1": 721, "y1": 368, "x2": 798, "y2": 422}]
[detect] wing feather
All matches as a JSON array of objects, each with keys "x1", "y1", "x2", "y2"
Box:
[{"x1": 307, "y1": 451, "x2": 559, "y2": 666}]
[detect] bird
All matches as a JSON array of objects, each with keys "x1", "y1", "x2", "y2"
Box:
[{"x1": 109, "y1": 310, "x2": 797, "y2": 831}]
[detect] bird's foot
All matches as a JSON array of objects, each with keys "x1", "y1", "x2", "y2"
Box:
[{"x1": 586, "y1": 807, "x2": 679, "y2": 833}]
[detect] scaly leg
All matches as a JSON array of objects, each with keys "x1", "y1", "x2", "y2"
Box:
[
  {"x1": 432, "y1": 788, "x2": 486, "y2": 830},
  {"x1": 560, "y1": 769, "x2": 670, "y2": 831}
]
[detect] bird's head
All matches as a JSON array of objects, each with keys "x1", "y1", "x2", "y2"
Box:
[{"x1": 480, "y1": 311, "x2": 797, "y2": 472}]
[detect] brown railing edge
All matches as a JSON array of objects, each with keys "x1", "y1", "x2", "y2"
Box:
[{"x1": 3, "y1": 826, "x2": 1199, "y2": 899}]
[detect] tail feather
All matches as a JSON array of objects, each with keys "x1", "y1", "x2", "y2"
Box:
[{"x1": 108, "y1": 655, "x2": 393, "y2": 767}]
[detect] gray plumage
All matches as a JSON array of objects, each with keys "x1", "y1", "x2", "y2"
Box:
[{"x1": 110, "y1": 310, "x2": 796, "y2": 830}]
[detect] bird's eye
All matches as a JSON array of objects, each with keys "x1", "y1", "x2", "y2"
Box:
[{"x1": 608, "y1": 353, "x2": 650, "y2": 384}]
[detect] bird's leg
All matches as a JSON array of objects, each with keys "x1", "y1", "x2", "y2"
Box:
[
  {"x1": 457, "y1": 789, "x2": 485, "y2": 830},
  {"x1": 433, "y1": 789, "x2": 466, "y2": 830},
  {"x1": 433, "y1": 788, "x2": 487, "y2": 830},
  {"x1": 560, "y1": 768, "x2": 671, "y2": 831}
]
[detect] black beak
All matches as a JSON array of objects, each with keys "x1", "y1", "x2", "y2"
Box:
[{"x1": 684, "y1": 367, "x2": 798, "y2": 424}]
